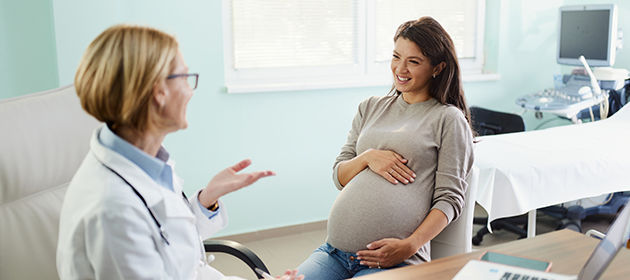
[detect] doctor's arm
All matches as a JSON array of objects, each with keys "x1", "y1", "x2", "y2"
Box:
[
  {"x1": 191, "y1": 159, "x2": 274, "y2": 239},
  {"x1": 198, "y1": 159, "x2": 274, "y2": 208},
  {"x1": 192, "y1": 160, "x2": 302, "y2": 279}
]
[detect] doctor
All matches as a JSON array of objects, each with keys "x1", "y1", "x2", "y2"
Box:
[{"x1": 56, "y1": 25, "x2": 302, "y2": 280}]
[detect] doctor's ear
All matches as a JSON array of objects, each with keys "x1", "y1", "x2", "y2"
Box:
[{"x1": 152, "y1": 81, "x2": 167, "y2": 109}]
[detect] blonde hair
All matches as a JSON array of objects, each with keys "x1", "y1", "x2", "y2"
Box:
[{"x1": 75, "y1": 24, "x2": 178, "y2": 131}]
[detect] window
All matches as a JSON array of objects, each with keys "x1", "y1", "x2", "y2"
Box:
[{"x1": 223, "y1": 0, "x2": 485, "y2": 93}]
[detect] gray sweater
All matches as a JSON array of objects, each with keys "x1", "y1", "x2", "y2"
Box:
[{"x1": 326, "y1": 94, "x2": 473, "y2": 264}]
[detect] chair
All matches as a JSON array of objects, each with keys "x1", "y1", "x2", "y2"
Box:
[
  {"x1": 0, "y1": 85, "x2": 270, "y2": 279},
  {"x1": 204, "y1": 240, "x2": 270, "y2": 278},
  {"x1": 430, "y1": 165, "x2": 479, "y2": 259},
  {"x1": 469, "y1": 106, "x2": 525, "y2": 136}
]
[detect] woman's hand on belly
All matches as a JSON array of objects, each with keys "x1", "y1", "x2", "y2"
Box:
[
  {"x1": 355, "y1": 238, "x2": 417, "y2": 268},
  {"x1": 363, "y1": 149, "x2": 416, "y2": 185}
]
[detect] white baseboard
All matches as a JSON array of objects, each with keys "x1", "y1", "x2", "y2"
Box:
[{"x1": 211, "y1": 220, "x2": 327, "y2": 244}]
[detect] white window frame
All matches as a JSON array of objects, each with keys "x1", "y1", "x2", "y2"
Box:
[{"x1": 223, "y1": 0, "x2": 487, "y2": 94}]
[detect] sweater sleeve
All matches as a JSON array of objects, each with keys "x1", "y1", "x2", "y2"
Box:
[
  {"x1": 332, "y1": 100, "x2": 368, "y2": 190},
  {"x1": 431, "y1": 107, "x2": 474, "y2": 223}
]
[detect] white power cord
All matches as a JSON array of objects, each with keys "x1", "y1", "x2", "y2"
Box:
[{"x1": 579, "y1": 55, "x2": 608, "y2": 121}]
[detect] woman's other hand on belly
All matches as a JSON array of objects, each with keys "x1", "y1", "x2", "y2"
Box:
[
  {"x1": 355, "y1": 238, "x2": 417, "y2": 268},
  {"x1": 363, "y1": 149, "x2": 416, "y2": 185}
]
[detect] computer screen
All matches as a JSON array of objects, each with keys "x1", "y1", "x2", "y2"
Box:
[{"x1": 557, "y1": 4, "x2": 618, "y2": 67}]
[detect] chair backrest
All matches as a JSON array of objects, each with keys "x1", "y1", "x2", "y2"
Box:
[
  {"x1": 470, "y1": 106, "x2": 525, "y2": 135},
  {"x1": 0, "y1": 85, "x2": 100, "y2": 280},
  {"x1": 430, "y1": 165, "x2": 479, "y2": 260}
]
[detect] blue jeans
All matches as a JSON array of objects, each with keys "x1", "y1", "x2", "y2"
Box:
[{"x1": 297, "y1": 243, "x2": 408, "y2": 279}]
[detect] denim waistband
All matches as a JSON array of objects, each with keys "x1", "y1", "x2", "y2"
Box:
[{"x1": 318, "y1": 243, "x2": 363, "y2": 270}]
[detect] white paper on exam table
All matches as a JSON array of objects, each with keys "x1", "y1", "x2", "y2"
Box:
[{"x1": 473, "y1": 104, "x2": 630, "y2": 225}]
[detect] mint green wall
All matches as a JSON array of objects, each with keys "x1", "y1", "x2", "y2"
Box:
[
  {"x1": 1, "y1": 0, "x2": 628, "y2": 236},
  {"x1": 51, "y1": 0, "x2": 376, "y2": 236},
  {"x1": 0, "y1": 0, "x2": 58, "y2": 99}
]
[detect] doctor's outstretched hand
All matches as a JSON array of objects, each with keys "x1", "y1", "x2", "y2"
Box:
[{"x1": 198, "y1": 159, "x2": 275, "y2": 208}]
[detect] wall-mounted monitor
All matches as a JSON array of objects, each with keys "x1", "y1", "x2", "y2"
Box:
[{"x1": 557, "y1": 4, "x2": 618, "y2": 67}]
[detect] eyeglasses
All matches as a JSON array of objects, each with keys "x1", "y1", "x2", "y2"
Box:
[{"x1": 167, "y1": 73, "x2": 199, "y2": 90}]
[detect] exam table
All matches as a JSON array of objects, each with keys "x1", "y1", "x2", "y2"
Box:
[{"x1": 474, "y1": 102, "x2": 630, "y2": 238}]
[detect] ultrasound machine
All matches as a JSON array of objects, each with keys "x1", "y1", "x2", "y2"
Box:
[
  {"x1": 516, "y1": 4, "x2": 629, "y2": 124},
  {"x1": 515, "y1": 4, "x2": 630, "y2": 230}
]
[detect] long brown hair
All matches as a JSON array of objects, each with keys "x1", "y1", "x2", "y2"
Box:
[{"x1": 390, "y1": 17, "x2": 471, "y2": 127}]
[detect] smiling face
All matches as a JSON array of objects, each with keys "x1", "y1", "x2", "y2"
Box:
[{"x1": 391, "y1": 37, "x2": 439, "y2": 103}]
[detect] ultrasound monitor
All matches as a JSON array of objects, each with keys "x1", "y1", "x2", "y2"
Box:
[{"x1": 557, "y1": 4, "x2": 618, "y2": 67}]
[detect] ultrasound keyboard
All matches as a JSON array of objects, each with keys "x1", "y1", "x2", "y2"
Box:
[
  {"x1": 515, "y1": 87, "x2": 592, "y2": 111},
  {"x1": 515, "y1": 74, "x2": 596, "y2": 111}
]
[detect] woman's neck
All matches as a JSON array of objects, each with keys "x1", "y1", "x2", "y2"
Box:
[
  {"x1": 402, "y1": 91, "x2": 430, "y2": 104},
  {"x1": 112, "y1": 126, "x2": 165, "y2": 157}
]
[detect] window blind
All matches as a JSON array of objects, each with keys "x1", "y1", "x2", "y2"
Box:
[
  {"x1": 374, "y1": 0, "x2": 478, "y2": 62},
  {"x1": 231, "y1": 0, "x2": 357, "y2": 69}
]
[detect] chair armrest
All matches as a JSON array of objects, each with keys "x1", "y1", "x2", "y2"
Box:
[
  {"x1": 585, "y1": 229, "x2": 606, "y2": 240},
  {"x1": 204, "y1": 239, "x2": 270, "y2": 279}
]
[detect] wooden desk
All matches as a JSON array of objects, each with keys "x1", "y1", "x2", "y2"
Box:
[{"x1": 355, "y1": 230, "x2": 630, "y2": 279}]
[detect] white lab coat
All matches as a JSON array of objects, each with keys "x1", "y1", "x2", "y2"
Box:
[{"x1": 57, "y1": 127, "x2": 239, "y2": 279}]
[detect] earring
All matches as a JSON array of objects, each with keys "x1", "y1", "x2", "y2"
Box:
[{"x1": 432, "y1": 74, "x2": 436, "y2": 78}]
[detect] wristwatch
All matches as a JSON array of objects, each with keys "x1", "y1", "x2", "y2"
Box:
[{"x1": 207, "y1": 201, "x2": 219, "y2": 212}]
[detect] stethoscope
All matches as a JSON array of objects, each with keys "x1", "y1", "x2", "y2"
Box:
[
  {"x1": 102, "y1": 163, "x2": 175, "y2": 245},
  {"x1": 100, "y1": 161, "x2": 212, "y2": 269}
]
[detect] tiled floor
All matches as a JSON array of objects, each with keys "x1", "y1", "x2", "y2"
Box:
[{"x1": 208, "y1": 204, "x2": 615, "y2": 279}]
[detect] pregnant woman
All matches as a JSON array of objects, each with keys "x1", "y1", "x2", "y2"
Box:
[{"x1": 297, "y1": 16, "x2": 474, "y2": 279}]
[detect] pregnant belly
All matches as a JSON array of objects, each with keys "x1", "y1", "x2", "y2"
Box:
[{"x1": 326, "y1": 169, "x2": 432, "y2": 252}]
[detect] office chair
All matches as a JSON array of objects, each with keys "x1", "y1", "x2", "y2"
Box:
[
  {"x1": 0, "y1": 85, "x2": 270, "y2": 280},
  {"x1": 470, "y1": 106, "x2": 525, "y2": 135}
]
